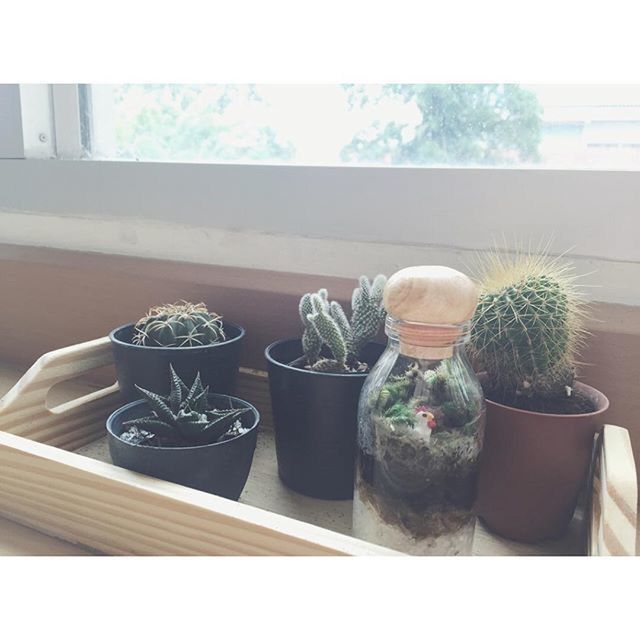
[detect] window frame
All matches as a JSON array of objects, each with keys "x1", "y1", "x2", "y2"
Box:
[
  {"x1": 1, "y1": 84, "x2": 639, "y2": 307},
  {"x1": 0, "y1": 85, "x2": 24, "y2": 159}
]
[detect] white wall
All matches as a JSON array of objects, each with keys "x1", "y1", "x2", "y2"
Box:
[{"x1": 0, "y1": 159, "x2": 638, "y2": 305}]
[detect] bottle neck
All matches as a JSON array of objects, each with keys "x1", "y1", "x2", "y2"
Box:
[{"x1": 385, "y1": 316, "x2": 470, "y2": 359}]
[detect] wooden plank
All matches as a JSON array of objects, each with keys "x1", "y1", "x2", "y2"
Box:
[
  {"x1": 0, "y1": 341, "x2": 395, "y2": 556},
  {"x1": 235, "y1": 370, "x2": 608, "y2": 556},
  {"x1": 77, "y1": 429, "x2": 587, "y2": 556},
  {"x1": 0, "y1": 515, "x2": 91, "y2": 556},
  {"x1": 0, "y1": 349, "x2": 596, "y2": 556},
  {"x1": 0, "y1": 243, "x2": 363, "y2": 373},
  {"x1": 237, "y1": 368, "x2": 273, "y2": 429},
  {"x1": 0, "y1": 429, "x2": 395, "y2": 556},
  {"x1": 589, "y1": 425, "x2": 638, "y2": 556},
  {"x1": 0, "y1": 337, "x2": 120, "y2": 450}
]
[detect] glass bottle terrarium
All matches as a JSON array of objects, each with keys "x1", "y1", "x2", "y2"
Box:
[{"x1": 353, "y1": 266, "x2": 485, "y2": 555}]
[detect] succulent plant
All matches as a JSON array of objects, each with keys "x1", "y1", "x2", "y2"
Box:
[
  {"x1": 376, "y1": 368, "x2": 415, "y2": 415},
  {"x1": 375, "y1": 361, "x2": 473, "y2": 431},
  {"x1": 299, "y1": 275, "x2": 387, "y2": 373},
  {"x1": 132, "y1": 301, "x2": 225, "y2": 347},
  {"x1": 468, "y1": 251, "x2": 587, "y2": 408},
  {"x1": 122, "y1": 365, "x2": 250, "y2": 446}
]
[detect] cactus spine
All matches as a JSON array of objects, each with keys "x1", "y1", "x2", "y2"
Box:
[
  {"x1": 300, "y1": 275, "x2": 387, "y2": 373},
  {"x1": 468, "y1": 252, "x2": 587, "y2": 408},
  {"x1": 133, "y1": 301, "x2": 225, "y2": 347}
]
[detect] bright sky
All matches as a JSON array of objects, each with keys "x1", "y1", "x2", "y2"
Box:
[
  {"x1": 524, "y1": 84, "x2": 640, "y2": 105},
  {"x1": 112, "y1": 84, "x2": 640, "y2": 167},
  {"x1": 220, "y1": 85, "x2": 421, "y2": 162}
]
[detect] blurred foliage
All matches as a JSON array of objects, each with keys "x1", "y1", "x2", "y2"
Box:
[
  {"x1": 341, "y1": 84, "x2": 542, "y2": 165},
  {"x1": 114, "y1": 84, "x2": 294, "y2": 162},
  {"x1": 113, "y1": 84, "x2": 541, "y2": 166}
]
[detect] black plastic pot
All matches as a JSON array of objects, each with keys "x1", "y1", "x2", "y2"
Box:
[
  {"x1": 265, "y1": 338, "x2": 384, "y2": 500},
  {"x1": 106, "y1": 393, "x2": 259, "y2": 500},
  {"x1": 109, "y1": 321, "x2": 245, "y2": 402}
]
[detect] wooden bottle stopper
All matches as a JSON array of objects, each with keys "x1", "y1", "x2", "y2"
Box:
[{"x1": 383, "y1": 266, "x2": 478, "y2": 358}]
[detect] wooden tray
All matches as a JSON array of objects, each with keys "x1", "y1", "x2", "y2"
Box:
[{"x1": 0, "y1": 338, "x2": 636, "y2": 556}]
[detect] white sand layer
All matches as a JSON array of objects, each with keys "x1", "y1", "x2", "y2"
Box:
[{"x1": 353, "y1": 488, "x2": 475, "y2": 556}]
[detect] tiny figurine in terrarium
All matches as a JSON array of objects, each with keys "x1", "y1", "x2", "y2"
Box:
[{"x1": 353, "y1": 266, "x2": 485, "y2": 555}]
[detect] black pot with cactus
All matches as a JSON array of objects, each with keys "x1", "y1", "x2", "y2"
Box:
[
  {"x1": 110, "y1": 301, "x2": 245, "y2": 402},
  {"x1": 107, "y1": 366, "x2": 259, "y2": 500},
  {"x1": 469, "y1": 252, "x2": 609, "y2": 542},
  {"x1": 265, "y1": 276, "x2": 387, "y2": 500}
]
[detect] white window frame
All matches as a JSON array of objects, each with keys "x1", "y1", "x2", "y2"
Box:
[
  {"x1": 1, "y1": 84, "x2": 639, "y2": 307},
  {"x1": 16, "y1": 84, "x2": 91, "y2": 160},
  {"x1": 50, "y1": 84, "x2": 86, "y2": 159},
  {"x1": 0, "y1": 85, "x2": 24, "y2": 159}
]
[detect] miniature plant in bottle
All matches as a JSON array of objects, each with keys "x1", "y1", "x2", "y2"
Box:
[
  {"x1": 295, "y1": 275, "x2": 387, "y2": 374},
  {"x1": 468, "y1": 251, "x2": 591, "y2": 414},
  {"x1": 132, "y1": 301, "x2": 226, "y2": 347},
  {"x1": 353, "y1": 266, "x2": 485, "y2": 555},
  {"x1": 120, "y1": 365, "x2": 250, "y2": 448}
]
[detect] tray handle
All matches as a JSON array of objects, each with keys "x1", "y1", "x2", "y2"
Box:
[
  {"x1": 588, "y1": 424, "x2": 638, "y2": 556},
  {"x1": 0, "y1": 337, "x2": 121, "y2": 450}
]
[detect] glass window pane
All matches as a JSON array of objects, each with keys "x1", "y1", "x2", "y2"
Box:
[{"x1": 88, "y1": 84, "x2": 640, "y2": 169}]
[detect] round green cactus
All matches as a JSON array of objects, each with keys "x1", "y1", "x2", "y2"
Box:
[
  {"x1": 132, "y1": 301, "x2": 225, "y2": 347},
  {"x1": 469, "y1": 253, "x2": 586, "y2": 405}
]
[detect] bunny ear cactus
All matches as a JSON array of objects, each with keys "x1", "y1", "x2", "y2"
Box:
[
  {"x1": 350, "y1": 275, "x2": 387, "y2": 356},
  {"x1": 468, "y1": 252, "x2": 587, "y2": 409},
  {"x1": 132, "y1": 301, "x2": 225, "y2": 347},
  {"x1": 300, "y1": 275, "x2": 387, "y2": 373},
  {"x1": 299, "y1": 293, "x2": 322, "y2": 364}
]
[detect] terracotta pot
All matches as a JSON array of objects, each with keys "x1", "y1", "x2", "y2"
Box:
[{"x1": 476, "y1": 382, "x2": 609, "y2": 543}]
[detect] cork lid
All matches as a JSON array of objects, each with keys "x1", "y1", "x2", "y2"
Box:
[
  {"x1": 383, "y1": 266, "x2": 478, "y2": 358},
  {"x1": 384, "y1": 266, "x2": 478, "y2": 324}
]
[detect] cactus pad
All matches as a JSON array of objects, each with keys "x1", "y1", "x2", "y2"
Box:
[{"x1": 298, "y1": 275, "x2": 387, "y2": 373}]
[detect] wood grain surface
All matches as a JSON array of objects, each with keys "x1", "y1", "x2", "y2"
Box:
[
  {"x1": 0, "y1": 337, "x2": 120, "y2": 450},
  {"x1": 0, "y1": 355, "x2": 591, "y2": 556},
  {"x1": 0, "y1": 515, "x2": 91, "y2": 556},
  {"x1": 1, "y1": 243, "x2": 638, "y2": 489},
  {"x1": 589, "y1": 426, "x2": 638, "y2": 555},
  {"x1": 0, "y1": 427, "x2": 400, "y2": 556},
  {"x1": 77, "y1": 429, "x2": 589, "y2": 556},
  {"x1": 0, "y1": 352, "x2": 396, "y2": 556}
]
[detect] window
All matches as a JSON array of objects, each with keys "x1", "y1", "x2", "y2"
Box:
[
  {"x1": 2, "y1": 83, "x2": 638, "y2": 308},
  {"x1": 80, "y1": 84, "x2": 640, "y2": 169}
]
